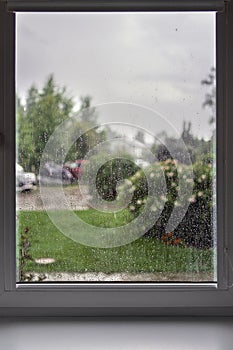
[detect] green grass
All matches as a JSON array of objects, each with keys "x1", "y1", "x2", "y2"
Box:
[{"x1": 17, "y1": 210, "x2": 214, "y2": 275}]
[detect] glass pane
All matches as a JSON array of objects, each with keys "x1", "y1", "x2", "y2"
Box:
[{"x1": 16, "y1": 12, "x2": 216, "y2": 283}]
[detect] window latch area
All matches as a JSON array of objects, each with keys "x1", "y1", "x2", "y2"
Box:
[{"x1": 0, "y1": 133, "x2": 4, "y2": 146}]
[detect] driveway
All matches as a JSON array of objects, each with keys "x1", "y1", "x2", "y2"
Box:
[{"x1": 16, "y1": 185, "x2": 89, "y2": 211}]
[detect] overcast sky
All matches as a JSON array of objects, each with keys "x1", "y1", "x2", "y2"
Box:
[{"x1": 16, "y1": 12, "x2": 215, "y2": 140}]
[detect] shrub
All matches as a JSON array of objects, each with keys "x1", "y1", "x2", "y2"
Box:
[
  {"x1": 118, "y1": 159, "x2": 214, "y2": 248},
  {"x1": 176, "y1": 160, "x2": 214, "y2": 248},
  {"x1": 95, "y1": 158, "x2": 140, "y2": 201},
  {"x1": 83, "y1": 153, "x2": 140, "y2": 202}
]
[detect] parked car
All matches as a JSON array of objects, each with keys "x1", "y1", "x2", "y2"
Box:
[
  {"x1": 16, "y1": 164, "x2": 37, "y2": 192},
  {"x1": 38, "y1": 161, "x2": 73, "y2": 185},
  {"x1": 64, "y1": 160, "x2": 88, "y2": 181}
]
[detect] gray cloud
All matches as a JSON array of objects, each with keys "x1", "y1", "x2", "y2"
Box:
[{"x1": 16, "y1": 12, "x2": 215, "y2": 139}]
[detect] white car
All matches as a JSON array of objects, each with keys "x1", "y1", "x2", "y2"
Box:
[{"x1": 16, "y1": 164, "x2": 37, "y2": 192}]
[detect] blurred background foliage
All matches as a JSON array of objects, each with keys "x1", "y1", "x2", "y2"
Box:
[{"x1": 16, "y1": 69, "x2": 215, "y2": 249}]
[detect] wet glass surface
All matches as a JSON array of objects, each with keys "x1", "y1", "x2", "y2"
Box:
[{"x1": 16, "y1": 12, "x2": 216, "y2": 283}]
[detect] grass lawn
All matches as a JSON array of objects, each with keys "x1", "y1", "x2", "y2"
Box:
[{"x1": 17, "y1": 210, "x2": 214, "y2": 275}]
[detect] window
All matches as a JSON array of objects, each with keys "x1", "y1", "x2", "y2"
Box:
[
  {"x1": 16, "y1": 11, "x2": 216, "y2": 284},
  {"x1": 1, "y1": 0, "x2": 233, "y2": 316}
]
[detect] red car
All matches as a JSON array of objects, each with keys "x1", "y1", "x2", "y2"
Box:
[{"x1": 64, "y1": 160, "x2": 88, "y2": 181}]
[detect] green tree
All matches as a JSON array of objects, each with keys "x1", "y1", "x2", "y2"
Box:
[
  {"x1": 16, "y1": 76, "x2": 106, "y2": 173},
  {"x1": 17, "y1": 75, "x2": 74, "y2": 173}
]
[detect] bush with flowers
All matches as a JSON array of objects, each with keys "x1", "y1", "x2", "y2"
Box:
[{"x1": 118, "y1": 157, "x2": 214, "y2": 248}]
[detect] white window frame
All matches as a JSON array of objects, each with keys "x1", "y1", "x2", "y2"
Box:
[{"x1": 0, "y1": 0, "x2": 233, "y2": 317}]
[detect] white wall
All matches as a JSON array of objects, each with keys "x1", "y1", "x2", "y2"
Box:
[{"x1": 0, "y1": 317, "x2": 233, "y2": 350}]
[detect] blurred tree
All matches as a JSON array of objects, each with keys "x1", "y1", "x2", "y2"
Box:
[
  {"x1": 150, "y1": 122, "x2": 212, "y2": 164},
  {"x1": 69, "y1": 95, "x2": 106, "y2": 160},
  {"x1": 135, "y1": 130, "x2": 145, "y2": 144},
  {"x1": 201, "y1": 67, "x2": 216, "y2": 125},
  {"x1": 16, "y1": 75, "x2": 106, "y2": 173},
  {"x1": 17, "y1": 75, "x2": 74, "y2": 173}
]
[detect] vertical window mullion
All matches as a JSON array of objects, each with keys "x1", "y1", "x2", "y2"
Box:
[{"x1": 2, "y1": 6, "x2": 16, "y2": 291}]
